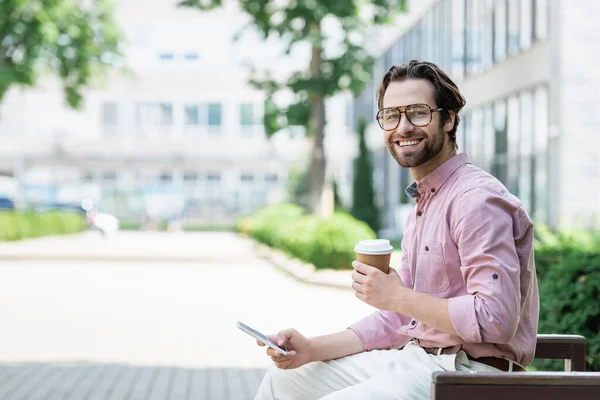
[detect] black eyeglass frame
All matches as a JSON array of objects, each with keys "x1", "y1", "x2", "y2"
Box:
[{"x1": 375, "y1": 103, "x2": 445, "y2": 130}]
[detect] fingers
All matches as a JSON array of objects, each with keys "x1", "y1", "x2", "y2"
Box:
[
  {"x1": 256, "y1": 339, "x2": 265, "y2": 347},
  {"x1": 351, "y1": 269, "x2": 366, "y2": 284},
  {"x1": 276, "y1": 329, "x2": 295, "y2": 347},
  {"x1": 352, "y1": 261, "x2": 378, "y2": 276},
  {"x1": 267, "y1": 347, "x2": 295, "y2": 362},
  {"x1": 271, "y1": 351, "x2": 296, "y2": 368},
  {"x1": 351, "y1": 281, "x2": 363, "y2": 294}
]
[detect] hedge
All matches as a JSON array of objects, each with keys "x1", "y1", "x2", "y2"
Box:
[
  {"x1": 0, "y1": 210, "x2": 88, "y2": 241},
  {"x1": 533, "y1": 226, "x2": 600, "y2": 371},
  {"x1": 237, "y1": 203, "x2": 376, "y2": 270}
]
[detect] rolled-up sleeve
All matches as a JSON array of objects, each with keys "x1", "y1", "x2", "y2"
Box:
[
  {"x1": 349, "y1": 310, "x2": 412, "y2": 351},
  {"x1": 448, "y1": 188, "x2": 522, "y2": 344}
]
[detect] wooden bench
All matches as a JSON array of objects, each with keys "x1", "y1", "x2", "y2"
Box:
[{"x1": 431, "y1": 334, "x2": 600, "y2": 400}]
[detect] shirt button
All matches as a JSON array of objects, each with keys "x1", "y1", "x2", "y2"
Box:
[
  {"x1": 431, "y1": 188, "x2": 436, "y2": 193},
  {"x1": 425, "y1": 246, "x2": 429, "y2": 251},
  {"x1": 411, "y1": 320, "x2": 417, "y2": 326},
  {"x1": 417, "y1": 211, "x2": 423, "y2": 217},
  {"x1": 493, "y1": 273, "x2": 499, "y2": 279}
]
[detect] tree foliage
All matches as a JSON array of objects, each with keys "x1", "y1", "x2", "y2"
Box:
[
  {"x1": 181, "y1": 0, "x2": 407, "y2": 215},
  {"x1": 351, "y1": 117, "x2": 380, "y2": 232},
  {"x1": 181, "y1": 0, "x2": 406, "y2": 135},
  {"x1": 0, "y1": 0, "x2": 123, "y2": 108}
]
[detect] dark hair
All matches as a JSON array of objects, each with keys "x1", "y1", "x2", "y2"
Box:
[{"x1": 376, "y1": 60, "x2": 466, "y2": 147}]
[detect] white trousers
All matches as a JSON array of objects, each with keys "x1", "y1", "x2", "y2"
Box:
[{"x1": 254, "y1": 341, "x2": 501, "y2": 400}]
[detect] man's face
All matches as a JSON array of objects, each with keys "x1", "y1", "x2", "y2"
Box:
[{"x1": 381, "y1": 79, "x2": 450, "y2": 168}]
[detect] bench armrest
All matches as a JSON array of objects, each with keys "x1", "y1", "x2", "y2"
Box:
[
  {"x1": 431, "y1": 371, "x2": 600, "y2": 400},
  {"x1": 535, "y1": 334, "x2": 586, "y2": 371}
]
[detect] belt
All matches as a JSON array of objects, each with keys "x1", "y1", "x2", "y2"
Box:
[{"x1": 420, "y1": 346, "x2": 526, "y2": 372}]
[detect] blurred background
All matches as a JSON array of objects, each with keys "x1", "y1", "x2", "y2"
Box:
[
  {"x1": 1, "y1": 0, "x2": 600, "y2": 398},
  {"x1": 2, "y1": 0, "x2": 594, "y2": 236}
]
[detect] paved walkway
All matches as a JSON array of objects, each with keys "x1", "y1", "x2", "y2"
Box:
[{"x1": 0, "y1": 232, "x2": 374, "y2": 399}]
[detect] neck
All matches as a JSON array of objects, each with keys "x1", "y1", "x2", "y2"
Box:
[{"x1": 409, "y1": 145, "x2": 457, "y2": 183}]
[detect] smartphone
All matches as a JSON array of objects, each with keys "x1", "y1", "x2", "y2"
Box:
[{"x1": 236, "y1": 321, "x2": 289, "y2": 356}]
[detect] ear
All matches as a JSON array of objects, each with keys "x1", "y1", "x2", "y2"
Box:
[{"x1": 444, "y1": 110, "x2": 456, "y2": 134}]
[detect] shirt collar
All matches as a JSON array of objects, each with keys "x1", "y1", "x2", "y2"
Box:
[{"x1": 405, "y1": 153, "x2": 471, "y2": 199}]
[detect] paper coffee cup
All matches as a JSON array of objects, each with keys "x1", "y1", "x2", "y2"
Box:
[{"x1": 354, "y1": 239, "x2": 394, "y2": 274}]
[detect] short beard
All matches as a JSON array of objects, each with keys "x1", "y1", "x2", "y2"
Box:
[{"x1": 388, "y1": 128, "x2": 445, "y2": 168}]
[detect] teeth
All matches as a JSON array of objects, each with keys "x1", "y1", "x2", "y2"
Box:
[{"x1": 399, "y1": 140, "x2": 420, "y2": 147}]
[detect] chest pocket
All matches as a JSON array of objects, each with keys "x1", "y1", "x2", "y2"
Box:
[{"x1": 415, "y1": 242, "x2": 450, "y2": 293}]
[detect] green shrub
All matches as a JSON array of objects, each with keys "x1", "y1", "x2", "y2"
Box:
[
  {"x1": 308, "y1": 213, "x2": 376, "y2": 270},
  {"x1": 242, "y1": 204, "x2": 376, "y2": 270},
  {"x1": 238, "y1": 203, "x2": 305, "y2": 248},
  {"x1": 0, "y1": 210, "x2": 87, "y2": 241},
  {"x1": 534, "y1": 229, "x2": 600, "y2": 371},
  {"x1": 279, "y1": 214, "x2": 320, "y2": 262}
]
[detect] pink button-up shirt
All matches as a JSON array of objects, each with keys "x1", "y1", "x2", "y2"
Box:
[{"x1": 349, "y1": 153, "x2": 539, "y2": 366}]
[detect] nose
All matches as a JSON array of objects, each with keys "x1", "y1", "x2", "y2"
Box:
[{"x1": 394, "y1": 113, "x2": 415, "y2": 137}]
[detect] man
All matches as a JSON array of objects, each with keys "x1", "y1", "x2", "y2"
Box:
[{"x1": 254, "y1": 60, "x2": 539, "y2": 400}]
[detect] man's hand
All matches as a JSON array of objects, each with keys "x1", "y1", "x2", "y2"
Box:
[
  {"x1": 256, "y1": 329, "x2": 311, "y2": 370},
  {"x1": 351, "y1": 261, "x2": 408, "y2": 311}
]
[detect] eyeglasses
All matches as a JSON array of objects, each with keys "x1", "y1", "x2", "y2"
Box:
[{"x1": 376, "y1": 103, "x2": 444, "y2": 131}]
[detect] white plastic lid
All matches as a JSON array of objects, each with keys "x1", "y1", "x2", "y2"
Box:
[{"x1": 354, "y1": 239, "x2": 394, "y2": 255}]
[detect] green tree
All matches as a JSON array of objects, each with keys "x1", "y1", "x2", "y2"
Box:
[
  {"x1": 333, "y1": 179, "x2": 345, "y2": 212},
  {"x1": 0, "y1": 0, "x2": 123, "y2": 108},
  {"x1": 351, "y1": 117, "x2": 379, "y2": 233},
  {"x1": 180, "y1": 0, "x2": 407, "y2": 216}
]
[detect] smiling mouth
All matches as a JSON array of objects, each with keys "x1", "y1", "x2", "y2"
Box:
[{"x1": 395, "y1": 139, "x2": 424, "y2": 148}]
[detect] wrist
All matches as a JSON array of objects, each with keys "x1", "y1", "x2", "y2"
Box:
[
  {"x1": 394, "y1": 285, "x2": 413, "y2": 314},
  {"x1": 307, "y1": 337, "x2": 317, "y2": 363}
]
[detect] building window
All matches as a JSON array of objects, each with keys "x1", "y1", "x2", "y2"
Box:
[
  {"x1": 185, "y1": 104, "x2": 201, "y2": 126},
  {"x1": 481, "y1": 0, "x2": 494, "y2": 70},
  {"x1": 483, "y1": 105, "x2": 495, "y2": 173},
  {"x1": 101, "y1": 102, "x2": 118, "y2": 136},
  {"x1": 136, "y1": 102, "x2": 173, "y2": 136},
  {"x1": 208, "y1": 103, "x2": 222, "y2": 130},
  {"x1": 467, "y1": 107, "x2": 484, "y2": 167},
  {"x1": 466, "y1": 0, "x2": 483, "y2": 75},
  {"x1": 452, "y1": 0, "x2": 466, "y2": 79},
  {"x1": 533, "y1": 0, "x2": 549, "y2": 40},
  {"x1": 265, "y1": 173, "x2": 278, "y2": 184},
  {"x1": 207, "y1": 173, "x2": 221, "y2": 183},
  {"x1": 184, "y1": 53, "x2": 199, "y2": 61},
  {"x1": 533, "y1": 86, "x2": 549, "y2": 221},
  {"x1": 240, "y1": 103, "x2": 257, "y2": 126},
  {"x1": 493, "y1": 99, "x2": 508, "y2": 185},
  {"x1": 184, "y1": 172, "x2": 197, "y2": 182},
  {"x1": 103, "y1": 171, "x2": 117, "y2": 182},
  {"x1": 240, "y1": 174, "x2": 254, "y2": 183},
  {"x1": 159, "y1": 172, "x2": 171, "y2": 183},
  {"x1": 159, "y1": 103, "x2": 173, "y2": 125},
  {"x1": 519, "y1": 91, "x2": 534, "y2": 212},
  {"x1": 507, "y1": 95, "x2": 520, "y2": 194},
  {"x1": 184, "y1": 103, "x2": 222, "y2": 133},
  {"x1": 507, "y1": 0, "x2": 520, "y2": 56},
  {"x1": 159, "y1": 52, "x2": 174, "y2": 61},
  {"x1": 493, "y1": 0, "x2": 507, "y2": 63},
  {"x1": 520, "y1": 0, "x2": 533, "y2": 50}
]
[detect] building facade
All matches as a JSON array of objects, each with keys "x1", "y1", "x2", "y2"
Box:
[
  {"x1": 358, "y1": 0, "x2": 600, "y2": 236},
  {"x1": 0, "y1": 0, "x2": 319, "y2": 225}
]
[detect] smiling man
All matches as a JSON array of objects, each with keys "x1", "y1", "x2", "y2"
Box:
[{"x1": 254, "y1": 60, "x2": 539, "y2": 400}]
